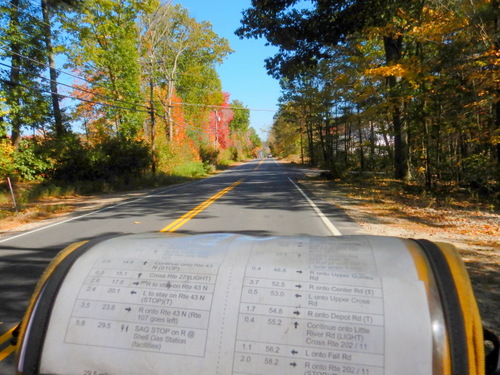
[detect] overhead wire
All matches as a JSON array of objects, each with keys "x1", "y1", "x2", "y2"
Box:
[
  {"x1": 171, "y1": 101, "x2": 274, "y2": 112},
  {"x1": 0, "y1": 46, "x2": 151, "y2": 112},
  {"x1": 0, "y1": 5, "x2": 276, "y2": 118},
  {"x1": 0, "y1": 64, "x2": 151, "y2": 114},
  {"x1": 1, "y1": 44, "x2": 276, "y2": 114},
  {"x1": 5, "y1": 0, "x2": 53, "y2": 30}
]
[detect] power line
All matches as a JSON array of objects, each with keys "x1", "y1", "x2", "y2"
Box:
[
  {"x1": 0, "y1": 43, "x2": 133, "y2": 99},
  {"x1": 0, "y1": 74, "x2": 151, "y2": 114},
  {"x1": 171, "y1": 101, "x2": 276, "y2": 112},
  {"x1": 3, "y1": 2, "x2": 274, "y2": 117},
  {"x1": 0, "y1": 56, "x2": 275, "y2": 117},
  {"x1": 0, "y1": 49, "x2": 151, "y2": 112},
  {"x1": 4, "y1": 0, "x2": 53, "y2": 30},
  {"x1": 0, "y1": 39, "x2": 275, "y2": 117}
]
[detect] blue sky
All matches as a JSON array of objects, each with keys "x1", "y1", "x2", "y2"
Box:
[{"x1": 173, "y1": 0, "x2": 281, "y2": 140}]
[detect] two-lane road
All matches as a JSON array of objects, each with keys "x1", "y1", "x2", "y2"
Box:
[{"x1": 0, "y1": 158, "x2": 361, "y2": 372}]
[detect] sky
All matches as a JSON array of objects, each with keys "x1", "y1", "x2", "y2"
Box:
[{"x1": 172, "y1": 0, "x2": 282, "y2": 140}]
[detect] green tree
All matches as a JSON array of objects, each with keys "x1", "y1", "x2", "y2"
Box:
[
  {"x1": 0, "y1": 0, "x2": 52, "y2": 146},
  {"x1": 270, "y1": 104, "x2": 302, "y2": 160},
  {"x1": 227, "y1": 99, "x2": 257, "y2": 159},
  {"x1": 63, "y1": 0, "x2": 155, "y2": 139},
  {"x1": 40, "y1": 0, "x2": 84, "y2": 137},
  {"x1": 236, "y1": 0, "x2": 426, "y2": 180},
  {"x1": 229, "y1": 100, "x2": 249, "y2": 132},
  {"x1": 139, "y1": 2, "x2": 232, "y2": 142}
]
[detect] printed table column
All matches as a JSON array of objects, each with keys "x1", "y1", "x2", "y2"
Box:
[
  {"x1": 233, "y1": 238, "x2": 385, "y2": 375},
  {"x1": 66, "y1": 256, "x2": 220, "y2": 357}
]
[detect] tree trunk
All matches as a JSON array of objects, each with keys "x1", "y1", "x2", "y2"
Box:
[
  {"x1": 490, "y1": 0, "x2": 500, "y2": 166},
  {"x1": 369, "y1": 121, "x2": 375, "y2": 169},
  {"x1": 357, "y1": 108, "x2": 364, "y2": 170},
  {"x1": 9, "y1": 0, "x2": 22, "y2": 148},
  {"x1": 383, "y1": 34, "x2": 410, "y2": 180},
  {"x1": 423, "y1": 119, "x2": 432, "y2": 190},
  {"x1": 306, "y1": 119, "x2": 315, "y2": 165},
  {"x1": 41, "y1": 0, "x2": 65, "y2": 137}
]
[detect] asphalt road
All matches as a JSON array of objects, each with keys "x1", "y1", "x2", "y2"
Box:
[{"x1": 0, "y1": 158, "x2": 362, "y2": 373}]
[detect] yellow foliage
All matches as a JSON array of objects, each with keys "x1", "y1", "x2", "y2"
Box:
[
  {"x1": 406, "y1": 6, "x2": 466, "y2": 43},
  {"x1": 0, "y1": 97, "x2": 8, "y2": 117},
  {"x1": 365, "y1": 64, "x2": 407, "y2": 78},
  {"x1": 492, "y1": 129, "x2": 500, "y2": 146},
  {"x1": 0, "y1": 139, "x2": 15, "y2": 175}
]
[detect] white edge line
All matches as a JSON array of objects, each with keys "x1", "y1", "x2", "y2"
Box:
[
  {"x1": 0, "y1": 159, "x2": 289, "y2": 244},
  {"x1": 288, "y1": 177, "x2": 342, "y2": 236},
  {"x1": 0, "y1": 178, "x2": 208, "y2": 245},
  {"x1": 0, "y1": 159, "x2": 263, "y2": 244}
]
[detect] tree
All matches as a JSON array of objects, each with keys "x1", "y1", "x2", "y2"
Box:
[
  {"x1": 40, "y1": 0, "x2": 84, "y2": 137},
  {"x1": 270, "y1": 104, "x2": 302, "y2": 160},
  {"x1": 205, "y1": 93, "x2": 233, "y2": 150},
  {"x1": 237, "y1": 0, "x2": 423, "y2": 180},
  {"x1": 139, "y1": 2, "x2": 232, "y2": 142},
  {"x1": 456, "y1": 0, "x2": 500, "y2": 166},
  {"x1": 0, "y1": 0, "x2": 52, "y2": 147},
  {"x1": 229, "y1": 99, "x2": 250, "y2": 133},
  {"x1": 63, "y1": 0, "x2": 155, "y2": 139}
]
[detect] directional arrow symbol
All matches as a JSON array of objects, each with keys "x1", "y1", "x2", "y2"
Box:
[
  {"x1": 137, "y1": 273, "x2": 142, "y2": 278},
  {"x1": 130, "y1": 291, "x2": 137, "y2": 295},
  {"x1": 295, "y1": 294, "x2": 302, "y2": 298},
  {"x1": 291, "y1": 349, "x2": 298, "y2": 355},
  {"x1": 125, "y1": 307, "x2": 132, "y2": 312},
  {"x1": 133, "y1": 282, "x2": 139, "y2": 286},
  {"x1": 143, "y1": 261, "x2": 148, "y2": 265},
  {"x1": 295, "y1": 284, "x2": 302, "y2": 289},
  {"x1": 296, "y1": 270, "x2": 303, "y2": 274},
  {"x1": 293, "y1": 310, "x2": 300, "y2": 316},
  {"x1": 290, "y1": 362, "x2": 297, "y2": 367},
  {"x1": 293, "y1": 322, "x2": 299, "y2": 329}
]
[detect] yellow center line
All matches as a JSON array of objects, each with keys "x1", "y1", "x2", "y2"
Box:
[
  {"x1": 0, "y1": 325, "x2": 17, "y2": 361},
  {"x1": 160, "y1": 178, "x2": 244, "y2": 233},
  {"x1": 0, "y1": 325, "x2": 16, "y2": 346},
  {"x1": 0, "y1": 345, "x2": 15, "y2": 361},
  {"x1": 0, "y1": 179, "x2": 245, "y2": 363},
  {"x1": 253, "y1": 159, "x2": 264, "y2": 171}
]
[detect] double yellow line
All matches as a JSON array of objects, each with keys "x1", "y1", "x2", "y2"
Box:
[
  {"x1": 253, "y1": 159, "x2": 264, "y2": 171},
  {"x1": 0, "y1": 177, "x2": 245, "y2": 363},
  {"x1": 0, "y1": 325, "x2": 17, "y2": 361},
  {"x1": 160, "y1": 178, "x2": 244, "y2": 233}
]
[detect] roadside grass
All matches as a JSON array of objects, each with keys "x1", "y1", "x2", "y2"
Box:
[
  {"x1": 0, "y1": 158, "x2": 242, "y2": 228},
  {"x1": 0, "y1": 168, "x2": 209, "y2": 225}
]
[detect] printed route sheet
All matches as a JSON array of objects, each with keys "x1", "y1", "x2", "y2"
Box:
[{"x1": 38, "y1": 234, "x2": 432, "y2": 375}]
